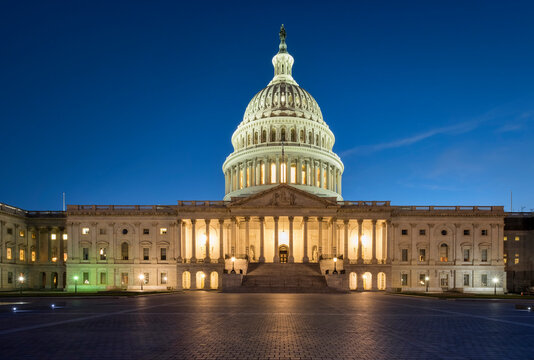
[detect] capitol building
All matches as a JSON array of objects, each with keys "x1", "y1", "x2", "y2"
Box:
[{"x1": 0, "y1": 26, "x2": 505, "y2": 294}]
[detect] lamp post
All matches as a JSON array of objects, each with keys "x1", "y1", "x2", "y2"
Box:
[
  {"x1": 492, "y1": 277, "x2": 498, "y2": 296},
  {"x1": 73, "y1": 275, "x2": 78, "y2": 294},
  {"x1": 333, "y1": 257, "x2": 338, "y2": 274},
  {"x1": 231, "y1": 256, "x2": 236, "y2": 274},
  {"x1": 139, "y1": 274, "x2": 145, "y2": 291},
  {"x1": 425, "y1": 276, "x2": 430, "y2": 293},
  {"x1": 18, "y1": 275, "x2": 25, "y2": 296}
]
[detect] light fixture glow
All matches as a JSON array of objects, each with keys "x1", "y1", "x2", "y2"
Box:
[{"x1": 492, "y1": 277, "x2": 498, "y2": 284}]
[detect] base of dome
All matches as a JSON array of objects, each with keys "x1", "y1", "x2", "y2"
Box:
[{"x1": 224, "y1": 184, "x2": 342, "y2": 202}]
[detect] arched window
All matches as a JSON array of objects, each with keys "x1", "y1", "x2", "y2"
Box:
[
  {"x1": 210, "y1": 271, "x2": 218, "y2": 289},
  {"x1": 440, "y1": 244, "x2": 449, "y2": 262},
  {"x1": 309, "y1": 132, "x2": 313, "y2": 144},
  {"x1": 377, "y1": 272, "x2": 386, "y2": 290},
  {"x1": 262, "y1": 130, "x2": 267, "y2": 143},
  {"x1": 254, "y1": 132, "x2": 258, "y2": 144},
  {"x1": 281, "y1": 128, "x2": 286, "y2": 141},
  {"x1": 316, "y1": 134, "x2": 319, "y2": 146},
  {"x1": 349, "y1": 272, "x2": 357, "y2": 290},
  {"x1": 271, "y1": 129, "x2": 276, "y2": 142},
  {"x1": 363, "y1": 272, "x2": 372, "y2": 290},
  {"x1": 182, "y1": 271, "x2": 191, "y2": 289},
  {"x1": 247, "y1": 134, "x2": 251, "y2": 146},
  {"x1": 196, "y1": 271, "x2": 205, "y2": 289},
  {"x1": 290, "y1": 128, "x2": 296, "y2": 142},
  {"x1": 121, "y1": 242, "x2": 129, "y2": 260},
  {"x1": 300, "y1": 129, "x2": 305, "y2": 143}
]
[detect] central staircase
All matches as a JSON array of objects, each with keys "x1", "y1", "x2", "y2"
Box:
[{"x1": 229, "y1": 263, "x2": 341, "y2": 293}]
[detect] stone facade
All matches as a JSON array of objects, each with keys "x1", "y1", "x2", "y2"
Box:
[{"x1": 504, "y1": 213, "x2": 534, "y2": 293}]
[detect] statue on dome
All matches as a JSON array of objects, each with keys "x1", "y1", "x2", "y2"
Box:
[{"x1": 279, "y1": 24, "x2": 286, "y2": 41}]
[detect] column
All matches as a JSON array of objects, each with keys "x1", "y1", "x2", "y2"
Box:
[
  {"x1": 218, "y1": 219, "x2": 225, "y2": 263},
  {"x1": 297, "y1": 157, "x2": 302, "y2": 184},
  {"x1": 266, "y1": 158, "x2": 271, "y2": 184},
  {"x1": 252, "y1": 159, "x2": 257, "y2": 186},
  {"x1": 381, "y1": 221, "x2": 386, "y2": 263},
  {"x1": 276, "y1": 157, "x2": 280, "y2": 184},
  {"x1": 231, "y1": 217, "x2": 237, "y2": 256},
  {"x1": 259, "y1": 217, "x2": 265, "y2": 263},
  {"x1": 326, "y1": 163, "x2": 330, "y2": 190},
  {"x1": 318, "y1": 217, "x2": 323, "y2": 256},
  {"x1": 176, "y1": 219, "x2": 183, "y2": 263},
  {"x1": 190, "y1": 219, "x2": 197, "y2": 263},
  {"x1": 343, "y1": 219, "x2": 349, "y2": 264},
  {"x1": 302, "y1": 217, "x2": 309, "y2": 263},
  {"x1": 59, "y1": 227, "x2": 65, "y2": 265},
  {"x1": 372, "y1": 219, "x2": 377, "y2": 264},
  {"x1": 331, "y1": 218, "x2": 337, "y2": 256},
  {"x1": 67, "y1": 223, "x2": 73, "y2": 264},
  {"x1": 357, "y1": 219, "x2": 363, "y2": 264},
  {"x1": 204, "y1": 219, "x2": 210, "y2": 263},
  {"x1": 319, "y1": 161, "x2": 324, "y2": 189},
  {"x1": 47, "y1": 227, "x2": 52, "y2": 262},
  {"x1": 288, "y1": 216, "x2": 294, "y2": 263},
  {"x1": 273, "y1": 216, "x2": 279, "y2": 263},
  {"x1": 245, "y1": 217, "x2": 250, "y2": 258}
]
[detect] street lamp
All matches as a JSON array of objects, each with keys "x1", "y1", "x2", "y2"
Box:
[
  {"x1": 492, "y1": 277, "x2": 499, "y2": 296},
  {"x1": 425, "y1": 276, "x2": 430, "y2": 293},
  {"x1": 139, "y1": 274, "x2": 145, "y2": 291},
  {"x1": 231, "y1": 256, "x2": 236, "y2": 274},
  {"x1": 18, "y1": 275, "x2": 25, "y2": 295},
  {"x1": 73, "y1": 275, "x2": 79, "y2": 294},
  {"x1": 333, "y1": 257, "x2": 338, "y2": 274}
]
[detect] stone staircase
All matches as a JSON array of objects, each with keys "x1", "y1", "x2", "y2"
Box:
[{"x1": 228, "y1": 263, "x2": 342, "y2": 293}]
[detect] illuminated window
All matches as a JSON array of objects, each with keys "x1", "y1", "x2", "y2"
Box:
[
  {"x1": 419, "y1": 273, "x2": 426, "y2": 286},
  {"x1": 160, "y1": 228, "x2": 167, "y2": 235},
  {"x1": 121, "y1": 273, "x2": 129, "y2": 286},
  {"x1": 99, "y1": 248, "x2": 107, "y2": 261},
  {"x1": 419, "y1": 229, "x2": 426, "y2": 236},
  {"x1": 64, "y1": 253, "x2": 67, "y2": 262},
  {"x1": 143, "y1": 273, "x2": 149, "y2": 284},
  {"x1": 301, "y1": 165, "x2": 306, "y2": 184},
  {"x1": 31, "y1": 251, "x2": 36, "y2": 262},
  {"x1": 83, "y1": 272, "x2": 89, "y2": 284},
  {"x1": 271, "y1": 163, "x2": 276, "y2": 183},
  {"x1": 401, "y1": 273, "x2": 408, "y2": 286},
  {"x1": 6, "y1": 248, "x2": 12, "y2": 260},
  {"x1": 31, "y1": 233, "x2": 36, "y2": 239},
  {"x1": 515, "y1": 236, "x2": 520, "y2": 241},
  {"x1": 19, "y1": 230, "x2": 25, "y2": 237},
  {"x1": 160, "y1": 248, "x2": 167, "y2": 261},
  {"x1": 290, "y1": 164, "x2": 296, "y2": 184},
  {"x1": 246, "y1": 167, "x2": 250, "y2": 187},
  {"x1": 481, "y1": 249, "x2": 488, "y2": 262},
  {"x1": 439, "y1": 244, "x2": 448, "y2": 262},
  {"x1": 515, "y1": 254, "x2": 519, "y2": 264},
  {"x1": 63, "y1": 234, "x2": 68, "y2": 240},
  {"x1": 323, "y1": 170, "x2": 327, "y2": 189},
  {"x1": 504, "y1": 254, "x2": 507, "y2": 264},
  {"x1": 316, "y1": 168, "x2": 320, "y2": 187},
  {"x1": 51, "y1": 234, "x2": 57, "y2": 240},
  {"x1": 503, "y1": 236, "x2": 507, "y2": 241},
  {"x1": 281, "y1": 163, "x2": 287, "y2": 183},
  {"x1": 82, "y1": 227, "x2": 90, "y2": 235},
  {"x1": 401, "y1": 249, "x2": 408, "y2": 262},
  {"x1": 481, "y1": 274, "x2": 488, "y2": 287},
  {"x1": 161, "y1": 273, "x2": 168, "y2": 284},
  {"x1": 418, "y1": 248, "x2": 426, "y2": 262},
  {"x1": 143, "y1": 248, "x2": 149, "y2": 261},
  {"x1": 260, "y1": 163, "x2": 265, "y2": 184},
  {"x1": 239, "y1": 169, "x2": 243, "y2": 189},
  {"x1": 481, "y1": 229, "x2": 487, "y2": 236},
  {"x1": 19, "y1": 249, "x2": 24, "y2": 261}
]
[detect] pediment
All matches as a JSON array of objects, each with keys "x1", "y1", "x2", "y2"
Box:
[{"x1": 229, "y1": 184, "x2": 337, "y2": 208}]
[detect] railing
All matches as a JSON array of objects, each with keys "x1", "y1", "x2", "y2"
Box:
[
  {"x1": 177, "y1": 201, "x2": 230, "y2": 207},
  {"x1": 338, "y1": 201, "x2": 391, "y2": 207},
  {"x1": 0, "y1": 202, "x2": 65, "y2": 218},
  {"x1": 394, "y1": 205, "x2": 504, "y2": 212},
  {"x1": 68, "y1": 205, "x2": 175, "y2": 212},
  {"x1": 506, "y1": 212, "x2": 534, "y2": 217}
]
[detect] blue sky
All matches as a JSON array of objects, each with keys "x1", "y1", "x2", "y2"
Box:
[{"x1": 1, "y1": 1, "x2": 533, "y2": 211}]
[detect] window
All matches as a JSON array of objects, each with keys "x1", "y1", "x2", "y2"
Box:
[
  {"x1": 160, "y1": 228, "x2": 167, "y2": 235},
  {"x1": 82, "y1": 248, "x2": 89, "y2": 261},
  {"x1": 419, "y1": 273, "x2": 426, "y2": 286},
  {"x1": 515, "y1": 254, "x2": 519, "y2": 264},
  {"x1": 7, "y1": 272, "x2": 13, "y2": 284},
  {"x1": 63, "y1": 234, "x2": 68, "y2": 240},
  {"x1": 504, "y1": 236, "x2": 507, "y2": 241},
  {"x1": 99, "y1": 228, "x2": 106, "y2": 235},
  {"x1": 121, "y1": 242, "x2": 129, "y2": 260},
  {"x1": 82, "y1": 227, "x2": 90, "y2": 235},
  {"x1": 99, "y1": 248, "x2": 107, "y2": 261},
  {"x1": 100, "y1": 272, "x2": 107, "y2": 284},
  {"x1": 143, "y1": 248, "x2": 149, "y2": 261},
  {"x1": 7, "y1": 228, "x2": 12, "y2": 235},
  {"x1": 463, "y1": 249, "x2": 470, "y2": 262},
  {"x1": 143, "y1": 228, "x2": 150, "y2": 235},
  {"x1": 19, "y1": 230, "x2": 25, "y2": 237},
  {"x1": 121, "y1": 273, "x2": 128, "y2": 286},
  {"x1": 401, "y1": 229, "x2": 408, "y2": 236},
  {"x1": 160, "y1": 248, "x2": 167, "y2": 261},
  {"x1": 161, "y1": 273, "x2": 168, "y2": 284},
  {"x1": 481, "y1": 229, "x2": 487, "y2": 236},
  {"x1": 481, "y1": 249, "x2": 488, "y2": 262},
  {"x1": 6, "y1": 247, "x2": 12, "y2": 260},
  {"x1": 463, "y1": 274, "x2": 470, "y2": 286},
  {"x1": 401, "y1": 274, "x2": 408, "y2": 286},
  {"x1": 83, "y1": 272, "x2": 89, "y2": 284},
  {"x1": 439, "y1": 244, "x2": 448, "y2": 262},
  {"x1": 419, "y1": 229, "x2": 426, "y2": 236},
  {"x1": 464, "y1": 229, "x2": 470, "y2": 236},
  {"x1": 419, "y1": 249, "x2": 426, "y2": 262},
  {"x1": 51, "y1": 234, "x2": 57, "y2": 240},
  {"x1": 64, "y1": 253, "x2": 68, "y2": 262},
  {"x1": 31, "y1": 251, "x2": 36, "y2": 262},
  {"x1": 440, "y1": 276, "x2": 449, "y2": 287},
  {"x1": 515, "y1": 236, "x2": 520, "y2": 241},
  {"x1": 441, "y1": 230, "x2": 447, "y2": 236},
  {"x1": 31, "y1": 233, "x2": 36, "y2": 239},
  {"x1": 121, "y1": 228, "x2": 128, "y2": 235},
  {"x1": 143, "y1": 273, "x2": 149, "y2": 284},
  {"x1": 19, "y1": 249, "x2": 24, "y2": 261},
  {"x1": 481, "y1": 274, "x2": 488, "y2": 287},
  {"x1": 401, "y1": 249, "x2": 408, "y2": 262},
  {"x1": 504, "y1": 253, "x2": 507, "y2": 264}
]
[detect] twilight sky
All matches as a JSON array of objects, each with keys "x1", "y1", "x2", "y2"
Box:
[{"x1": 1, "y1": 1, "x2": 533, "y2": 211}]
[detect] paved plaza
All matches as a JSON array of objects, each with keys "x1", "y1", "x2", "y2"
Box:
[{"x1": 0, "y1": 292, "x2": 533, "y2": 359}]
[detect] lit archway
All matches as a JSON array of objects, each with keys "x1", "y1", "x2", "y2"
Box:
[
  {"x1": 363, "y1": 272, "x2": 372, "y2": 290},
  {"x1": 196, "y1": 271, "x2": 205, "y2": 289},
  {"x1": 210, "y1": 272, "x2": 218, "y2": 289},
  {"x1": 349, "y1": 272, "x2": 357, "y2": 290},
  {"x1": 182, "y1": 271, "x2": 191, "y2": 289},
  {"x1": 377, "y1": 272, "x2": 386, "y2": 290}
]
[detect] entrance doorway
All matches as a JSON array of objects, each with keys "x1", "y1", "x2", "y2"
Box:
[{"x1": 279, "y1": 245, "x2": 288, "y2": 263}]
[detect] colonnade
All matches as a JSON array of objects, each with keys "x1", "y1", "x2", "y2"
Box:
[
  {"x1": 224, "y1": 156, "x2": 342, "y2": 195},
  {"x1": 177, "y1": 217, "x2": 388, "y2": 264}
]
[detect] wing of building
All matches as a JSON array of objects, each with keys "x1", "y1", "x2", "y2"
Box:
[{"x1": 1, "y1": 26, "x2": 514, "y2": 294}]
